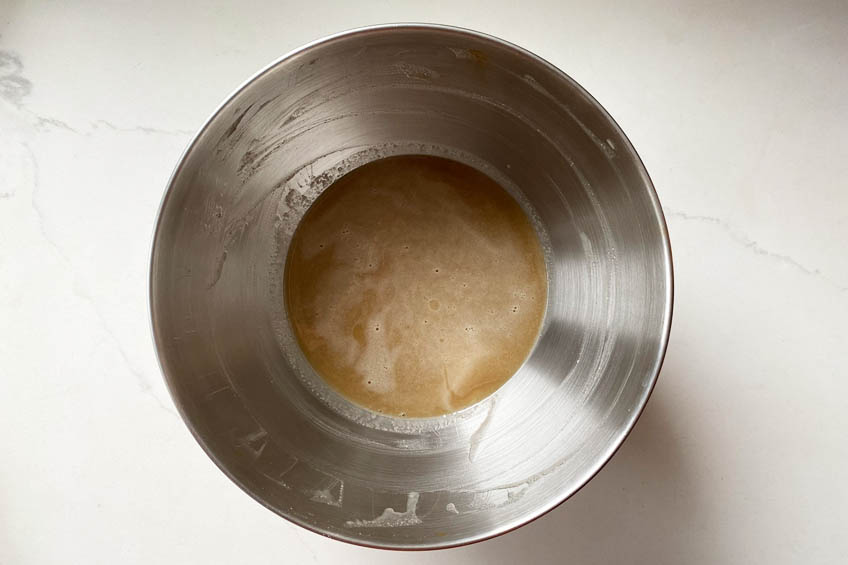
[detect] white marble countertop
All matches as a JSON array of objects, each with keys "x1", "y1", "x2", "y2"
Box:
[{"x1": 2, "y1": 1, "x2": 846, "y2": 563}]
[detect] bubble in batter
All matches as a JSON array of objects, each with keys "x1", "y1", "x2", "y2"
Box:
[{"x1": 285, "y1": 155, "x2": 546, "y2": 417}]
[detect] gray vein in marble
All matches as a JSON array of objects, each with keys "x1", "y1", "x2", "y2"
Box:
[
  {"x1": 290, "y1": 527, "x2": 319, "y2": 563},
  {"x1": 22, "y1": 109, "x2": 194, "y2": 137},
  {"x1": 2, "y1": 49, "x2": 192, "y2": 137},
  {"x1": 668, "y1": 210, "x2": 847, "y2": 292},
  {"x1": 22, "y1": 142, "x2": 178, "y2": 418},
  {"x1": 0, "y1": 50, "x2": 32, "y2": 106},
  {"x1": 92, "y1": 119, "x2": 194, "y2": 137},
  {"x1": 26, "y1": 111, "x2": 78, "y2": 133},
  {"x1": 21, "y1": 109, "x2": 192, "y2": 137}
]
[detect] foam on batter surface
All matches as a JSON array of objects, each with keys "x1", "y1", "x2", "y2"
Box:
[{"x1": 285, "y1": 155, "x2": 546, "y2": 417}]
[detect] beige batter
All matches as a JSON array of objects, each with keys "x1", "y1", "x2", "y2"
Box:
[{"x1": 285, "y1": 155, "x2": 547, "y2": 417}]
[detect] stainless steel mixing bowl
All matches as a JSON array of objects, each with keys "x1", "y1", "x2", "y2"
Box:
[{"x1": 150, "y1": 24, "x2": 673, "y2": 549}]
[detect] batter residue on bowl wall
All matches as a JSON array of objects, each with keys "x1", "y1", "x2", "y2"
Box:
[{"x1": 285, "y1": 155, "x2": 546, "y2": 417}]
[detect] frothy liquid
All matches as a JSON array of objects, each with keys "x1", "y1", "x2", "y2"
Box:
[{"x1": 285, "y1": 155, "x2": 547, "y2": 417}]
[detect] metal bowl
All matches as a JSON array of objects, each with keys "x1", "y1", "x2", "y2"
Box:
[{"x1": 150, "y1": 24, "x2": 672, "y2": 549}]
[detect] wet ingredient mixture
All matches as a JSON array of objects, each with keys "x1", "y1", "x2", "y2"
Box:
[{"x1": 285, "y1": 155, "x2": 546, "y2": 417}]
